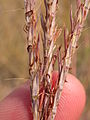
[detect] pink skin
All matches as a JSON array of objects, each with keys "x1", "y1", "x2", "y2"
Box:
[{"x1": 0, "y1": 71, "x2": 86, "y2": 120}]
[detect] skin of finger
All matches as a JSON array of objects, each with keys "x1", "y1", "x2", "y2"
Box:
[
  {"x1": 0, "y1": 72, "x2": 86, "y2": 120},
  {"x1": 52, "y1": 72, "x2": 86, "y2": 120}
]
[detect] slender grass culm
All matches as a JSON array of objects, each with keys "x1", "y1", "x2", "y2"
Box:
[{"x1": 24, "y1": 0, "x2": 90, "y2": 120}]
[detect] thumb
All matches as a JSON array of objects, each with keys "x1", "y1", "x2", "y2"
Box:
[{"x1": 0, "y1": 72, "x2": 86, "y2": 120}]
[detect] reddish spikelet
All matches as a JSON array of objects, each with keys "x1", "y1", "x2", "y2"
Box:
[{"x1": 64, "y1": 26, "x2": 67, "y2": 56}]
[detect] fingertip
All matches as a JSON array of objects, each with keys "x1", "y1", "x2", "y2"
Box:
[
  {"x1": 55, "y1": 74, "x2": 86, "y2": 120},
  {"x1": 0, "y1": 81, "x2": 33, "y2": 120}
]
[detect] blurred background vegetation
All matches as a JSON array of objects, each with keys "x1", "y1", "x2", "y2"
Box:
[{"x1": 0, "y1": 0, "x2": 90, "y2": 119}]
